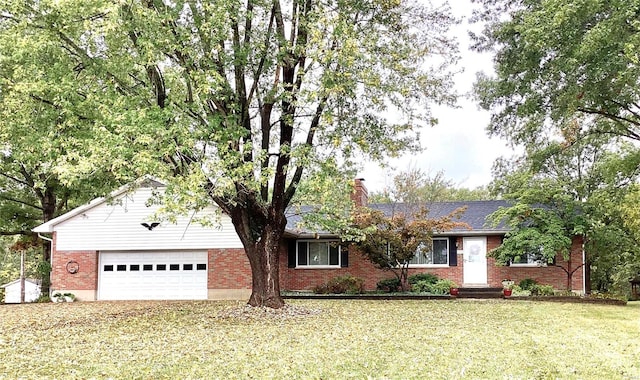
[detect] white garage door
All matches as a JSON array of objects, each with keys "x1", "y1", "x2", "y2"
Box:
[{"x1": 98, "y1": 251, "x2": 208, "y2": 300}]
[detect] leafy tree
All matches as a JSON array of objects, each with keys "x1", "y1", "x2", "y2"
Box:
[
  {"x1": 0, "y1": 0, "x2": 459, "y2": 307},
  {"x1": 369, "y1": 168, "x2": 492, "y2": 204},
  {"x1": 471, "y1": 0, "x2": 640, "y2": 166},
  {"x1": 352, "y1": 206, "x2": 467, "y2": 291},
  {"x1": 472, "y1": 0, "x2": 640, "y2": 146},
  {"x1": 489, "y1": 136, "x2": 640, "y2": 291}
]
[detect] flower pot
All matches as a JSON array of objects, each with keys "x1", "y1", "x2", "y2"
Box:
[
  {"x1": 503, "y1": 288, "x2": 513, "y2": 297},
  {"x1": 450, "y1": 288, "x2": 459, "y2": 296}
]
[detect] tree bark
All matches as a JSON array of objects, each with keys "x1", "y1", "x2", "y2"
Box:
[{"x1": 226, "y1": 195, "x2": 287, "y2": 308}]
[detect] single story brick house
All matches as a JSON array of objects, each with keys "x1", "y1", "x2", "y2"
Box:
[{"x1": 33, "y1": 179, "x2": 585, "y2": 301}]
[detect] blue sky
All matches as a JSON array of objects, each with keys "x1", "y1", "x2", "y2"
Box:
[{"x1": 358, "y1": 0, "x2": 514, "y2": 194}]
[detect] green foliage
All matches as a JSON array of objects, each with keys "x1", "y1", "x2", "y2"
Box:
[
  {"x1": 0, "y1": 0, "x2": 459, "y2": 307},
  {"x1": 312, "y1": 275, "x2": 364, "y2": 295},
  {"x1": 369, "y1": 168, "x2": 493, "y2": 204},
  {"x1": 408, "y1": 272, "x2": 439, "y2": 285},
  {"x1": 376, "y1": 278, "x2": 401, "y2": 293},
  {"x1": 530, "y1": 285, "x2": 555, "y2": 297},
  {"x1": 34, "y1": 294, "x2": 51, "y2": 303},
  {"x1": 476, "y1": 0, "x2": 640, "y2": 294},
  {"x1": 510, "y1": 285, "x2": 530, "y2": 297},
  {"x1": 473, "y1": 0, "x2": 640, "y2": 147},
  {"x1": 412, "y1": 279, "x2": 457, "y2": 295},
  {"x1": 518, "y1": 278, "x2": 538, "y2": 291}
]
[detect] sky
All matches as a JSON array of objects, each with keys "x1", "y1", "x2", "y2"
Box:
[{"x1": 358, "y1": 0, "x2": 514, "y2": 194}]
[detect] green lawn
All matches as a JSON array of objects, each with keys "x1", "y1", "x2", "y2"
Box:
[{"x1": 1, "y1": 300, "x2": 638, "y2": 379}]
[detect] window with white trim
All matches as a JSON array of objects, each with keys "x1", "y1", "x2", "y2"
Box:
[
  {"x1": 410, "y1": 238, "x2": 448, "y2": 265},
  {"x1": 297, "y1": 241, "x2": 340, "y2": 267},
  {"x1": 511, "y1": 248, "x2": 546, "y2": 266}
]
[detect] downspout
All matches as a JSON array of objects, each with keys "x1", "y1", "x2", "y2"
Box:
[
  {"x1": 38, "y1": 233, "x2": 54, "y2": 297},
  {"x1": 582, "y1": 239, "x2": 586, "y2": 295}
]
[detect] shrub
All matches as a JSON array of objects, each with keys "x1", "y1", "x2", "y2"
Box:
[
  {"x1": 412, "y1": 280, "x2": 434, "y2": 293},
  {"x1": 412, "y1": 279, "x2": 456, "y2": 294},
  {"x1": 313, "y1": 275, "x2": 365, "y2": 294},
  {"x1": 530, "y1": 284, "x2": 555, "y2": 296},
  {"x1": 312, "y1": 283, "x2": 330, "y2": 294},
  {"x1": 376, "y1": 278, "x2": 401, "y2": 293},
  {"x1": 510, "y1": 285, "x2": 530, "y2": 296},
  {"x1": 408, "y1": 273, "x2": 439, "y2": 285},
  {"x1": 519, "y1": 278, "x2": 538, "y2": 290},
  {"x1": 35, "y1": 294, "x2": 51, "y2": 303}
]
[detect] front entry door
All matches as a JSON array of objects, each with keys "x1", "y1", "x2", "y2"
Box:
[{"x1": 463, "y1": 237, "x2": 488, "y2": 285}]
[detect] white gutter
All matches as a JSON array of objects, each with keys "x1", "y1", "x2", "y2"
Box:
[
  {"x1": 582, "y1": 240, "x2": 587, "y2": 295},
  {"x1": 37, "y1": 233, "x2": 52, "y2": 243},
  {"x1": 38, "y1": 233, "x2": 54, "y2": 297}
]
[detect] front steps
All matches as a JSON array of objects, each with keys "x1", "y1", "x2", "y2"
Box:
[{"x1": 456, "y1": 287, "x2": 504, "y2": 299}]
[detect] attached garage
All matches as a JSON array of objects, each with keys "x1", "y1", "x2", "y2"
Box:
[{"x1": 98, "y1": 251, "x2": 208, "y2": 300}]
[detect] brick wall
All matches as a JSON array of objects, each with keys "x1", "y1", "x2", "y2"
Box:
[
  {"x1": 279, "y1": 235, "x2": 585, "y2": 292},
  {"x1": 208, "y1": 248, "x2": 252, "y2": 289},
  {"x1": 278, "y1": 239, "x2": 464, "y2": 291},
  {"x1": 51, "y1": 251, "x2": 99, "y2": 291},
  {"x1": 490, "y1": 235, "x2": 584, "y2": 291}
]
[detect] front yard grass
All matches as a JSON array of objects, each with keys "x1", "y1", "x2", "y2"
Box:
[{"x1": 1, "y1": 300, "x2": 638, "y2": 379}]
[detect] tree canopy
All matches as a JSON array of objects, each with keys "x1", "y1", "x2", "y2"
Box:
[
  {"x1": 472, "y1": 0, "x2": 640, "y2": 146},
  {"x1": 369, "y1": 168, "x2": 492, "y2": 204},
  {"x1": 0, "y1": 0, "x2": 459, "y2": 307}
]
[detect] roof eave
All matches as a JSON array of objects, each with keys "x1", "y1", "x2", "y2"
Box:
[{"x1": 32, "y1": 176, "x2": 165, "y2": 233}]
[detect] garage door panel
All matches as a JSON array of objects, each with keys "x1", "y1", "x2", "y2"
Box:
[{"x1": 99, "y1": 251, "x2": 208, "y2": 300}]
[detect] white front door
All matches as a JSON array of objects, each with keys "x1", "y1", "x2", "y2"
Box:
[{"x1": 463, "y1": 237, "x2": 488, "y2": 285}]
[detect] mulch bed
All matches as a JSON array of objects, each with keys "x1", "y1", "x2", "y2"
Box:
[{"x1": 283, "y1": 293, "x2": 628, "y2": 305}]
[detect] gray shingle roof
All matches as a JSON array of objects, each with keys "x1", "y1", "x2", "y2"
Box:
[{"x1": 285, "y1": 200, "x2": 511, "y2": 237}]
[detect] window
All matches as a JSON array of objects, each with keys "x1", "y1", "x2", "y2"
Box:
[
  {"x1": 196, "y1": 264, "x2": 207, "y2": 270},
  {"x1": 104, "y1": 265, "x2": 114, "y2": 272},
  {"x1": 297, "y1": 241, "x2": 340, "y2": 267},
  {"x1": 143, "y1": 264, "x2": 153, "y2": 271},
  {"x1": 157, "y1": 264, "x2": 167, "y2": 271},
  {"x1": 183, "y1": 264, "x2": 193, "y2": 270},
  {"x1": 130, "y1": 265, "x2": 140, "y2": 271},
  {"x1": 511, "y1": 249, "x2": 547, "y2": 266},
  {"x1": 117, "y1": 265, "x2": 127, "y2": 271},
  {"x1": 410, "y1": 238, "x2": 448, "y2": 266},
  {"x1": 169, "y1": 264, "x2": 180, "y2": 271}
]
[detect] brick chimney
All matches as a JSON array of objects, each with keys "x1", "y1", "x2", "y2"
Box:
[{"x1": 351, "y1": 178, "x2": 368, "y2": 207}]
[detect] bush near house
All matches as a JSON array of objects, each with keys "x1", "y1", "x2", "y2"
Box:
[
  {"x1": 313, "y1": 275, "x2": 365, "y2": 294},
  {"x1": 412, "y1": 279, "x2": 457, "y2": 295},
  {"x1": 376, "y1": 278, "x2": 401, "y2": 293},
  {"x1": 408, "y1": 273, "x2": 439, "y2": 286}
]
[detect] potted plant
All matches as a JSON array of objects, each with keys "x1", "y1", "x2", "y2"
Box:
[
  {"x1": 502, "y1": 279, "x2": 514, "y2": 297},
  {"x1": 52, "y1": 292, "x2": 76, "y2": 303},
  {"x1": 445, "y1": 280, "x2": 459, "y2": 296}
]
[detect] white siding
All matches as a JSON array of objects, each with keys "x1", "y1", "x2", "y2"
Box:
[
  {"x1": 54, "y1": 187, "x2": 243, "y2": 251},
  {"x1": 3, "y1": 280, "x2": 41, "y2": 303}
]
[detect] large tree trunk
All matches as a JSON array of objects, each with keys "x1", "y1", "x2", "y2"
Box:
[
  {"x1": 245, "y1": 225, "x2": 285, "y2": 308},
  {"x1": 227, "y1": 198, "x2": 287, "y2": 308}
]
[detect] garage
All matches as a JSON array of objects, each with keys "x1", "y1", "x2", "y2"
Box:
[{"x1": 98, "y1": 251, "x2": 208, "y2": 300}]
